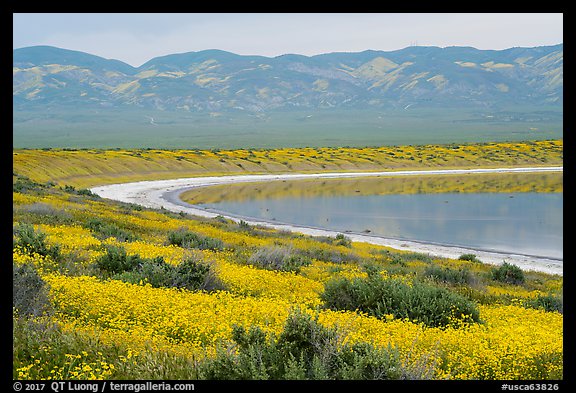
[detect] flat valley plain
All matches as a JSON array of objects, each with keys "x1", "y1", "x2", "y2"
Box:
[{"x1": 13, "y1": 106, "x2": 563, "y2": 149}]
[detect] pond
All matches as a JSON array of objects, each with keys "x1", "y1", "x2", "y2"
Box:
[{"x1": 181, "y1": 172, "x2": 563, "y2": 260}]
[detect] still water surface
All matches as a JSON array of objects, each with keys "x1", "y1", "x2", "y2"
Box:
[{"x1": 198, "y1": 191, "x2": 563, "y2": 260}]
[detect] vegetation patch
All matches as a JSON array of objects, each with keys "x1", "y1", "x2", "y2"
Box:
[
  {"x1": 247, "y1": 246, "x2": 312, "y2": 273},
  {"x1": 96, "y1": 244, "x2": 221, "y2": 291},
  {"x1": 13, "y1": 174, "x2": 53, "y2": 194},
  {"x1": 85, "y1": 218, "x2": 138, "y2": 242},
  {"x1": 13, "y1": 223, "x2": 62, "y2": 261},
  {"x1": 459, "y1": 253, "x2": 482, "y2": 263},
  {"x1": 13, "y1": 263, "x2": 53, "y2": 318},
  {"x1": 491, "y1": 262, "x2": 526, "y2": 285},
  {"x1": 167, "y1": 227, "x2": 225, "y2": 251},
  {"x1": 523, "y1": 294, "x2": 563, "y2": 313},
  {"x1": 16, "y1": 203, "x2": 74, "y2": 226},
  {"x1": 198, "y1": 309, "x2": 405, "y2": 380},
  {"x1": 321, "y1": 274, "x2": 481, "y2": 328},
  {"x1": 423, "y1": 265, "x2": 476, "y2": 286}
]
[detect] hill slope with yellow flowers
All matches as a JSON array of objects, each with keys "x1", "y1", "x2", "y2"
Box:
[{"x1": 13, "y1": 140, "x2": 563, "y2": 380}]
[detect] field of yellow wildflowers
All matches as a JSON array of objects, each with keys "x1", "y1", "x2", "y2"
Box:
[
  {"x1": 13, "y1": 140, "x2": 563, "y2": 380},
  {"x1": 13, "y1": 139, "x2": 562, "y2": 189}
]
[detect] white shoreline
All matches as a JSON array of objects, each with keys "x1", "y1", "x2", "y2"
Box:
[{"x1": 90, "y1": 166, "x2": 563, "y2": 276}]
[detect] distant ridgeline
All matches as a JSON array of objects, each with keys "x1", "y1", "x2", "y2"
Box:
[{"x1": 13, "y1": 45, "x2": 563, "y2": 148}]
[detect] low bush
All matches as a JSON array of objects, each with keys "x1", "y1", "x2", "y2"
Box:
[
  {"x1": 114, "y1": 257, "x2": 173, "y2": 287},
  {"x1": 197, "y1": 309, "x2": 404, "y2": 380},
  {"x1": 13, "y1": 223, "x2": 61, "y2": 261},
  {"x1": 95, "y1": 245, "x2": 142, "y2": 275},
  {"x1": 77, "y1": 188, "x2": 99, "y2": 197},
  {"x1": 524, "y1": 294, "x2": 563, "y2": 313},
  {"x1": 117, "y1": 257, "x2": 221, "y2": 291},
  {"x1": 13, "y1": 175, "x2": 51, "y2": 193},
  {"x1": 397, "y1": 251, "x2": 436, "y2": 264},
  {"x1": 458, "y1": 254, "x2": 481, "y2": 263},
  {"x1": 491, "y1": 262, "x2": 525, "y2": 285},
  {"x1": 172, "y1": 258, "x2": 223, "y2": 291},
  {"x1": 238, "y1": 220, "x2": 252, "y2": 231},
  {"x1": 334, "y1": 233, "x2": 352, "y2": 247},
  {"x1": 16, "y1": 203, "x2": 74, "y2": 225},
  {"x1": 423, "y1": 265, "x2": 474, "y2": 286},
  {"x1": 375, "y1": 249, "x2": 435, "y2": 266},
  {"x1": 13, "y1": 263, "x2": 52, "y2": 318},
  {"x1": 62, "y1": 185, "x2": 99, "y2": 198},
  {"x1": 321, "y1": 275, "x2": 480, "y2": 328},
  {"x1": 299, "y1": 245, "x2": 361, "y2": 265},
  {"x1": 85, "y1": 218, "x2": 137, "y2": 242},
  {"x1": 98, "y1": 247, "x2": 222, "y2": 291},
  {"x1": 167, "y1": 228, "x2": 224, "y2": 251},
  {"x1": 316, "y1": 233, "x2": 353, "y2": 248},
  {"x1": 248, "y1": 246, "x2": 312, "y2": 273}
]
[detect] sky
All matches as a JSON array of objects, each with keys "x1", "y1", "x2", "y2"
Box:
[{"x1": 13, "y1": 13, "x2": 563, "y2": 67}]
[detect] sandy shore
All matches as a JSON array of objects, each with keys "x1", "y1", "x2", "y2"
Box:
[{"x1": 91, "y1": 166, "x2": 563, "y2": 276}]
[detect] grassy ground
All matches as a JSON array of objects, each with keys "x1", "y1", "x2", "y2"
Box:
[{"x1": 13, "y1": 107, "x2": 563, "y2": 149}]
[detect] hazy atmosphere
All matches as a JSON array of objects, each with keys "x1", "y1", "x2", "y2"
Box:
[{"x1": 13, "y1": 13, "x2": 563, "y2": 66}]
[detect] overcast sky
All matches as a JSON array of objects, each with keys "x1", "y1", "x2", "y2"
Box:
[{"x1": 13, "y1": 13, "x2": 563, "y2": 67}]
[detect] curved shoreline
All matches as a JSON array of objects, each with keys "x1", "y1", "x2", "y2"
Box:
[{"x1": 90, "y1": 166, "x2": 563, "y2": 276}]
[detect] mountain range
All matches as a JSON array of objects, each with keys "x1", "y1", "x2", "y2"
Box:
[
  {"x1": 13, "y1": 44, "x2": 563, "y2": 112},
  {"x1": 13, "y1": 44, "x2": 563, "y2": 149}
]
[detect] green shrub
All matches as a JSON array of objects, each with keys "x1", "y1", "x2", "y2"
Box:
[
  {"x1": 299, "y1": 245, "x2": 361, "y2": 265},
  {"x1": 114, "y1": 257, "x2": 173, "y2": 287},
  {"x1": 316, "y1": 233, "x2": 353, "y2": 248},
  {"x1": 423, "y1": 265, "x2": 474, "y2": 285},
  {"x1": 167, "y1": 228, "x2": 224, "y2": 251},
  {"x1": 398, "y1": 251, "x2": 435, "y2": 264},
  {"x1": 63, "y1": 185, "x2": 76, "y2": 193},
  {"x1": 13, "y1": 223, "x2": 61, "y2": 261},
  {"x1": 108, "y1": 253, "x2": 222, "y2": 292},
  {"x1": 524, "y1": 294, "x2": 563, "y2": 313},
  {"x1": 85, "y1": 218, "x2": 137, "y2": 242},
  {"x1": 238, "y1": 220, "x2": 251, "y2": 231},
  {"x1": 61, "y1": 185, "x2": 98, "y2": 197},
  {"x1": 13, "y1": 263, "x2": 52, "y2": 318},
  {"x1": 375, "y1": 250, "x2": 432, "y2": 267},
  {"x1": 376, "y1": 249, "x2": 435, "y2": 265},
  {"x1": 13, "y1": 175, "x2": 51, "y2": 193},
  {"x1": 214, "y1": 215, "x2": 229, "y2": 224},
  {"x1": 458, "y1": 254, "x2": 481, "y2": 263},
  {"x1": 334, "y1": 233, "x2": 352, "y2": 247},
  {"x1": 172, "y1": 258, "x2": 222, "y2": 291},
  {"x1": 77, "y1": 188, "x2": 99, "y2": 197},
  {"x1": 491, "y1": 262, "x2": 525, "y2": 285},
  {"x1": 95, "y1": 245, "x2": 142, "y2": 275},
  {"x1": 361, "y1": 262, "x2": 384, "y2": 278},
  {"x1": 321, "y1": 275, "x2": 480, "y2": 328},
  {"x1": 197, "y1": 309, "x2": 403, "y2": 380},
  {"x1": 247, "y1": 246, "x2": 311, "y2": 273}
]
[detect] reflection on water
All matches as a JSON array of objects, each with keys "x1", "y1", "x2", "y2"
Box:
[
  {"x1": 181, "y1": 172, "x2": 563, "y2": 203},
  {"x1": 188, "y1": 173, "x2": 563, "y2": 259}
]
